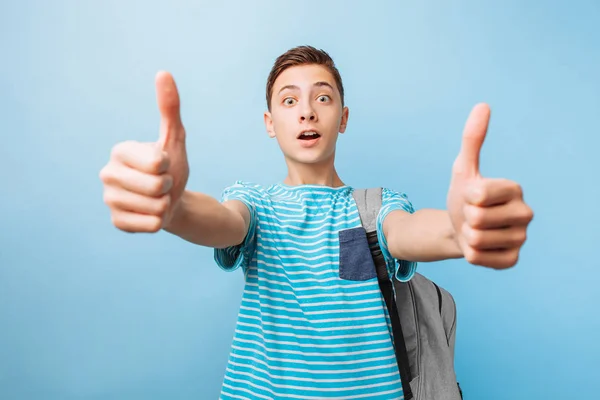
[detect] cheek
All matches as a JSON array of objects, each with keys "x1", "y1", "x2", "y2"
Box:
[
  {"x1": 271, "y1": 121, "x2": 296, "y2": 150},
  {"x1": 323, "y1": 109, "x2": 343, "y2": 130},
  {"x1": 271, "y1": 111, "x2": 295, "y2": 136}
]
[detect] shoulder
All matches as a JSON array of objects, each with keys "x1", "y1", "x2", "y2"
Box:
[
  {"x1": 218, "y1": 181, "x2": 269, "y2": 210},
  {"x1": 223, "y1": 180, "x2": 265, "y2": 191},
  {"x1": 380, "y1": 187, "x2": 414, "y2": 213},
  {"x1": 381, "y1": 186, "x2": 410, "y2": 200},
  {"x1": 221, "y1": 181, "x2": 267, "y2": 197},
  {"x1": 379, "y1": 187, "x2": 415, "y2": 222}
]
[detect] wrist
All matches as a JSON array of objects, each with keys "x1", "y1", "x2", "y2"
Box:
[
  {"x1": 446, "y1": 213, "x2": 464, "y2": 259},
  {"x1": 163, "y1": 191, "x2": 188, "y2": 233}
]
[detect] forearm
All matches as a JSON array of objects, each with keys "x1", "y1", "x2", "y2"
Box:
[
  {"x1": 385, "y1": 209, "x2": 463, "y2": 262},
  {"x1": 163, "y1": 190, "x2": 248, "y2": 248}
]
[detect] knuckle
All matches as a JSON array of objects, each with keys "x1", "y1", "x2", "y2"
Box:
[
  {"x1": 463, "y1": 246, "x2": 481, "y2": 265},
  {"x1": 514, "y1": 183, "x2": 523, "y2": 198},
  {"x1": 99, "y1": 165, "x2": 113, "y2": 183},
  {"x1": 136, "y1": 146, "x2": 168, "y2": 174},
  {"x1": 155, "y1": 195, "x2": 171, "y2": 215},
  {"x1": 111, "y1": 213, "x2": 125, "y2": 229},
  {"x1": 516, "y1": 230, "x2": 527, "y2": 245},
  {"x1": 147, "y1": 151, "x2": 167, "y2": 173},
  {"x1": 514, "y1": 205, "x2": 533, "y2": 224},
  {"x1": 150, "y1": 177, "x2": 166, "y2": 195},
  {"x1": 157, "y1": 151, "x2": 171, "y2": 170},
  {"x1": 468, "y1": 183, "x2": 487, "y2": 205},
  {"x1": 511, "y1": 252, "x2": 520, "y2": 265},
  {"x1": 494, "y1": 262, "x2": 509, "y2": 270},
  {"x1": 465, "y1": 228, "x2": 485, "y2": 248},
  {"x1": 466, "y1": 206, "x2": 486, "y2": 228},
  {"x1": 505, "y1": 252, "x2": 519, "y2": 268},
  {"x1": 496, "y1": 252, "x2": 519, "y2": 269},
  {"x1": 478, "y1": 180, "x2": 491, "y2": 193},
  {"x1": 111, "y1": 140, "x2": 132, "y2": 158},
  {"x1": 109, "y1": 144, "x2": 120, "y2": 159},
  {"x1": 524, "y1": 206, "x2": 534, "y2": 222},
  {"x1": 98, "y1": 167, "x2": 107, "y2": 182},
  {"x1": 147, "y1": 216, "x2": 163, "y2": 232},
  {"x1": 103, "y1": 190, "x2": 115, "y2": 207},
  {"x1": 149, "y1": 157, "x2": 163, "y2": 172}
]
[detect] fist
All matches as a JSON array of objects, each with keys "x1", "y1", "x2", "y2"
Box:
[
  {"x1": 99, "y1": 71, "x2": 189, "y2": 233},
  {"x1": 447, "y1": 104, "x2": 534, "y2": 269}
]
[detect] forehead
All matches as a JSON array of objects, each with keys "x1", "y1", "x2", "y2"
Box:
[{"x1": 273, "y1": 64, "x2": 337, "y2": 92}]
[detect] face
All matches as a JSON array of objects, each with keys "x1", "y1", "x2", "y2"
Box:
[{"x1": 264, "y1": 64, "x2": 349, "y2": 166}]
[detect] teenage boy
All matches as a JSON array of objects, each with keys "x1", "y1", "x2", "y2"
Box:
[{"x1": 100, "y1": 45, "x2": 533, "y2": 399}]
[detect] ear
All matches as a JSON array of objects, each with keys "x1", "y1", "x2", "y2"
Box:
[
  {"x1": 338, "y1": 106, "x2": 350, "y2": 134},
  {"x1": 264, "y1": 111, "x2": 276, "y2": 138}
]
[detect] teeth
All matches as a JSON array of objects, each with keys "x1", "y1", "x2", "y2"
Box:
[{"x1": 301, "y1": 131, "x2": 318, "y2": 137}]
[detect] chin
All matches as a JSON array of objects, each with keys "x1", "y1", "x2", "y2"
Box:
[{"x1": 287, "y1": 150, "x2": 335, "y2": 165}]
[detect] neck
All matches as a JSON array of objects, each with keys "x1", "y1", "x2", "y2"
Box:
[{"x1": 282, "y1": 154, "x2": 345, "y2": 188}]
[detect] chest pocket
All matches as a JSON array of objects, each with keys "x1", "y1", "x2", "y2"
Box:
[{"x1": 338, "y1": 227, "x2": 378, "y2": 281}]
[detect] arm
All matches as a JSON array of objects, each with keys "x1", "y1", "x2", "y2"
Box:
[
  {"x1": 383, "y1": 209, "x2": 463, "y2": 262},
  {"x1": 164, "y1": 190, "x2": 251, "y2": 249},
  {"x1": 100, "y1": 72, "x2": 254, "y2": 252},
  {"x1": 383, "y1": 103, "x2": 533, "y2": 270}
]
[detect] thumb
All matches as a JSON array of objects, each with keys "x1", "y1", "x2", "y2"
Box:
[
  {"x1": 155, "y1": 71, "x2": 184, "y2": 149},
  {"x1": 455, "y1": 103, "x2": 490, "y2": 177}
]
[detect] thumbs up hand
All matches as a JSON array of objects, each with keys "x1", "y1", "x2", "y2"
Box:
[
  {"x1": 447, "y1": 104, "x2": 533, "y2": 269},
  {"x1": 100, "y1": 71, "x2": 190, "y2": 233}
]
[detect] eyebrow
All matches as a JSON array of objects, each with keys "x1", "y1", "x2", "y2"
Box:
[{"x1": 278, "y1": 81, "x2": 335, "y2": 95}]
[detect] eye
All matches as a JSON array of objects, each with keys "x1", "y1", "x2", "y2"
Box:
[
  {"x1": 283, "y1": 97, "x2": 297, "y2": 106},
  {"x1": 317, "y1": 95, "x2": 331, "y2": 103}
]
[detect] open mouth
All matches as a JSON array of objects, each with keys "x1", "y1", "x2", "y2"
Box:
[{"x1": 298, "y1": 131, "x2": 321, "y2": 140}]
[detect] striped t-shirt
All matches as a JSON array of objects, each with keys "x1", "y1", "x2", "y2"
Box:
[{"x1": 214, "y1": 181, "x2": 417, "y2": 400}]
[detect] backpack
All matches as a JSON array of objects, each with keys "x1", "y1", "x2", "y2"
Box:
[{"x1": 352, "y1": 188, "x2": 463, "y2": 400}]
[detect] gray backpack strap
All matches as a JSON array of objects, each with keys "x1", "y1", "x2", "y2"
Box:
[
  {"x1": 352, "y1": 187, "x2": 415, "y2": 400},
  {"x1": 353, "y1": 190, "x2": 462, "y2": 400},
  {"x1": 352, "y1": 187, "x2": 382, "y2": 233}
]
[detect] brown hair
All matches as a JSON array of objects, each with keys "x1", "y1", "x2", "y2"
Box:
[{"x1": 266, "y1": 45, "x2": 345, "y2": 111}]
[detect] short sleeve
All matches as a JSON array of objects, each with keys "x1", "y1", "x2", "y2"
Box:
[
  {"x1": 213, "y1": 181, "x2": 259, "y2": 272},
  {"x1": 375, "y1": 187, "x2": 418, "y2": 282}
]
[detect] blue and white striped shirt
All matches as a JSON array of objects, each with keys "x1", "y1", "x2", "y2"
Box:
[{"x1": 215, "y1": 182, "x2": 417, "y2": 400}]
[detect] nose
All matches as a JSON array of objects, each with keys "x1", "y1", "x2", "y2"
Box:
[{"x1": 299, "y1": 105, "x2": 317, "y2": 122}]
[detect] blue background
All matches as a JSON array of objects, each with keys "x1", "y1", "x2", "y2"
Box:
[{"x1": 1, "y1": 0, "x2": 598, "y2": 399}]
